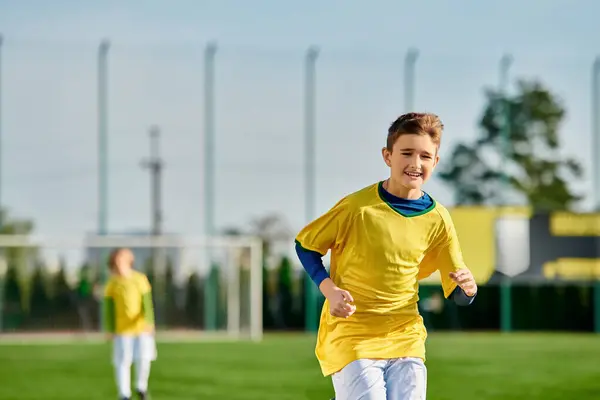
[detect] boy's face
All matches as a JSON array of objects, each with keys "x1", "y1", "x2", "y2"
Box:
[
  {"x1": 381, "y1": 134, "x2": 439, "y2": 191},
  {"x1": 113, "y1": 249, "x2": 134, "y2": 275}
]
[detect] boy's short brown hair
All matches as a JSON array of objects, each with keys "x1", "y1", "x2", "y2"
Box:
[{"x1": 386, "y1": 112, "x2": 444, "y2": 150}]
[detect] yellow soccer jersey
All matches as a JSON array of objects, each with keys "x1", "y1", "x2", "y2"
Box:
[
  {"x1": 295, "y1": 182, "x2": 467, "y2": 376},
  {"x1": 103, "y1": 270, "x2": 155, "y2": 335}
]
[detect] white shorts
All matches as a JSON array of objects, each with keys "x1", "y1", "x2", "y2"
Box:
[
  {"x1": 112, "y1": 334, "x2": 157, "y2": 365},
  {"x1": 331, "y1": 358, "x2": 427, "y2": 400}
]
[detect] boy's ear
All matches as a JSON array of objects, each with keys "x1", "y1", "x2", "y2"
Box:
[
  {"x1": 433, "y1": 154, "x2": 440, "y2": 168},
  {"x1": 381, "y1": 147, "x2": 392, "y2": 167}
]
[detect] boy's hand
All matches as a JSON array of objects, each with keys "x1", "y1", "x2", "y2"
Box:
[
  {"x1": 319, "y1": 278, "x2": 356, "y2": 318},
  {"x1": 105, "y1": 333, "x2": 114, "y2": 342},
  {"x1": 449, "y1": 269, "x2": 477, "y2": 297}
]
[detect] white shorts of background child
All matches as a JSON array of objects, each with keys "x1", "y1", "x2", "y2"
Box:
[{"x1": 112, "y1": 334, "x2": 157, "y2": 399}]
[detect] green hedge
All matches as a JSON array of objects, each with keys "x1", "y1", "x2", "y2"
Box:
[
  {"x1": 1, "y1": 255, "x2": 597, "y2": 333},
  {"x1": 418, "y1": 283, "x2": 596, "y2": 332}
]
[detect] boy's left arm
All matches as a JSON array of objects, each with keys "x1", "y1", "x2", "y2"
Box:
[
  {"x1": 141, "y1": 276, "x2": 155, "y2": 331},
  {"x1": 419, "y1": 213, "x2": 477, "y2": 306},
  {"x1": 102, "y1": 282, "x2": 116, "y2": 337}
]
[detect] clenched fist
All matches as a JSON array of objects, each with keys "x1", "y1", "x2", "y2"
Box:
[
  {"x1": 319, "y1": 278, "x2": 356, "y2": 318},
  {"x1": 449, "y1": 269, "x2": 477, "y2": 297}
]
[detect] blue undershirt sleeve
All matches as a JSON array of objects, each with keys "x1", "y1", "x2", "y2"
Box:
[
  {"x1": 450, "y1": 285, "x2": 476, "y2": 306},
  {"x1": 295, "y1": 241, "x2": 330, "y2": 288}
]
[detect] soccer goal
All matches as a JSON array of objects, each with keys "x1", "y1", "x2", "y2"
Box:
[{"x1": 0, "y1": 234, "x2": 263, "y2": 342}]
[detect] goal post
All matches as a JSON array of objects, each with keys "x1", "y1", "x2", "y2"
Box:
[{"x1": 0, "y1": 234, "x2": 263, "y2": 342}]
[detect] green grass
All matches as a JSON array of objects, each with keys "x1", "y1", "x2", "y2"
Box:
[{"x1": 0, "y1": 332, "x2": 599, "y2": 399}]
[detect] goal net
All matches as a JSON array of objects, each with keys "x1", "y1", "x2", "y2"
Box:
[{"x1": 0, "y1": 234, "x2": 263, "y2": 342}]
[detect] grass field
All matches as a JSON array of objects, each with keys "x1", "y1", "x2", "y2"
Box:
[{"x1": 0, "y1": 332, "x2": 599, "y2": 399}]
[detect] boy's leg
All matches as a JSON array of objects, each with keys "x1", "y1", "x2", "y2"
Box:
[
  {"x1": 113, "y1": 335, "x2": 134, "y2": 399},
  {"x1": 133, "y1": 333, "x2": 157, "y2": 396},
  {"x1": 384, "y1": 357, "x2": 427, "y2": 400},
  {"x1": 331, "y1": 359, "x2": 387, "y2": 400}
]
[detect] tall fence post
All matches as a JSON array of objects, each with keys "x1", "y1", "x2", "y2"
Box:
[
  {"x1": 203, "y1": 41, "x2": 218, "y2": 331},
  {"x1": 304, "y1": 46, "x2": 320, "y2": 333},
  {"x1": 97, "y1": 39, "x2": 110, "y2": 332},
  {"x1": 593, "y1": 57, "x2": 600, "y2": 333},
  {"x1": 498, "y1": 54, "x2": 513, "y2": 333}
]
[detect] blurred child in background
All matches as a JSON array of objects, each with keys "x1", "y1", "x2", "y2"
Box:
[{"x1": 103, "y1": 248, "x2": 156, "y2": 400}]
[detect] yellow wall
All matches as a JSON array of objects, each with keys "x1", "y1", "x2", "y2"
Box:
[{"x1": 421, "y1": 206, "x2": 531, "y2": 285}]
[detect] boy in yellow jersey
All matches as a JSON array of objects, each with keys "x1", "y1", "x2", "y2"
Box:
[
  {"x1": 295, "y1": 113, "x2": 477, "y2": 400},
  {"x1": 103, "y1": 248, "x2": 157, "y2": 400}
]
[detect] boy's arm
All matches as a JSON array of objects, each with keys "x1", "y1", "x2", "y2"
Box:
[
  {"x1": 102, "y1": 283, "x2": 116, "y2": 333},
  {"x1": 141, "y1": 276, "x2": 155, "y2": 329},
  {"x1": 419, "y1": 210, "x2": 477, "y2": 304},
  {"x1": 295, "y1": 242, "x2": 330, "y2": 288},
  {"x1": 142, "y1": 292, "x2": 155, "y2": 327},
  {"x1": 296, "y1": 240, "x2": 355, "y2": 318},
  {"x1": 295, "y1": 197, "x2": 357, "y2": 318}
]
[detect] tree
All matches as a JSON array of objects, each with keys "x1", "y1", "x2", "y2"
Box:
[
  {"x1": 0, "y1": 209, "x2": 36, "y2": 275},
  {"x1": 164, "y1": 257, "x2": 186, "y2": 327},
  {"x1": 144, "y1": 256, "x2": 155, "y2": 286},
  {"x1": 277, "y1": 256, "x2": 294, "y2": 329},
  {"x1": 184, "y1": 272, "x2": 203, "y2": 328},
  {"x1": 52, "y1": 258, "x2": 73, "y2": 315},
  {"x1": 0, "y1": 209, "x2": 35, "y2": 235},
  {"x1": 2, "y1": 263, "x2": 23, "y2": 330},
  {"x1": 74, "y1": 263, "x2": 96, "y2": 331},
  {"x1": 438, "y1": 79, "x2": 583, "y2": 211},
  {"x1": 0, "y1": 208, "x2": 36, "y2": 329},
  {"x1": 223, "y1": 215, "x2": 291, "y2": 330},
  {"x1": 249, "y1": 213, "x2": 292, "y2": 257},
  {"x1": 29, "y1": 262, "x2": 51, "y2": 321},
  {"x1": 248, "y1": 214, "x2": 292, "y2": 329}
]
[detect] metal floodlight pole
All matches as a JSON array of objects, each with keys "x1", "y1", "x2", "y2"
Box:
[
  {"x1": 141, "y1": 125, "x2": 164, "y2": 237},
  {"x1": 404, "y1": 48, "x2": 419, "y2": 112},
  {"x1": 203, "y1": 41, "x2": 218, "y2": 331},
  {"x1": 305, "y1": 46, "x2": 319, "y2": 231},
  {"x1": 498, "y1": 54, "x2": 513, "y2": 333},
  {"x1": 0, "y1": 34, "x2": 3, "y2": 332},
  {"x1": 0, "y1": 34, "x2": 3, "y2": 229},
  {"x1": 141, "y1": 126, "x2": 165, "y2": 326},
  {"x1": 591, "y1": 57, "x2": 600, "y2": 334},
  {"x1": 204, "y1": 42, "x2": 217, "y2": 240},
  {"x1": 304, "y1": 46, "x2": 319, "y2": 333},
  {"x1": 98, "y1": 39, "x2": 110, "y2": 237},
  {"x1": 97, "y1": 39, "x2": 110, "y2": 332},
  {"x1": 593, "y1": 57, "x2": 600, "y2": 212}
]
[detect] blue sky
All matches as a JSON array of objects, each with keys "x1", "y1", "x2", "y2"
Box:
[{"x1": 0, "y1": 0, "x2": 598, "y2": 240}]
